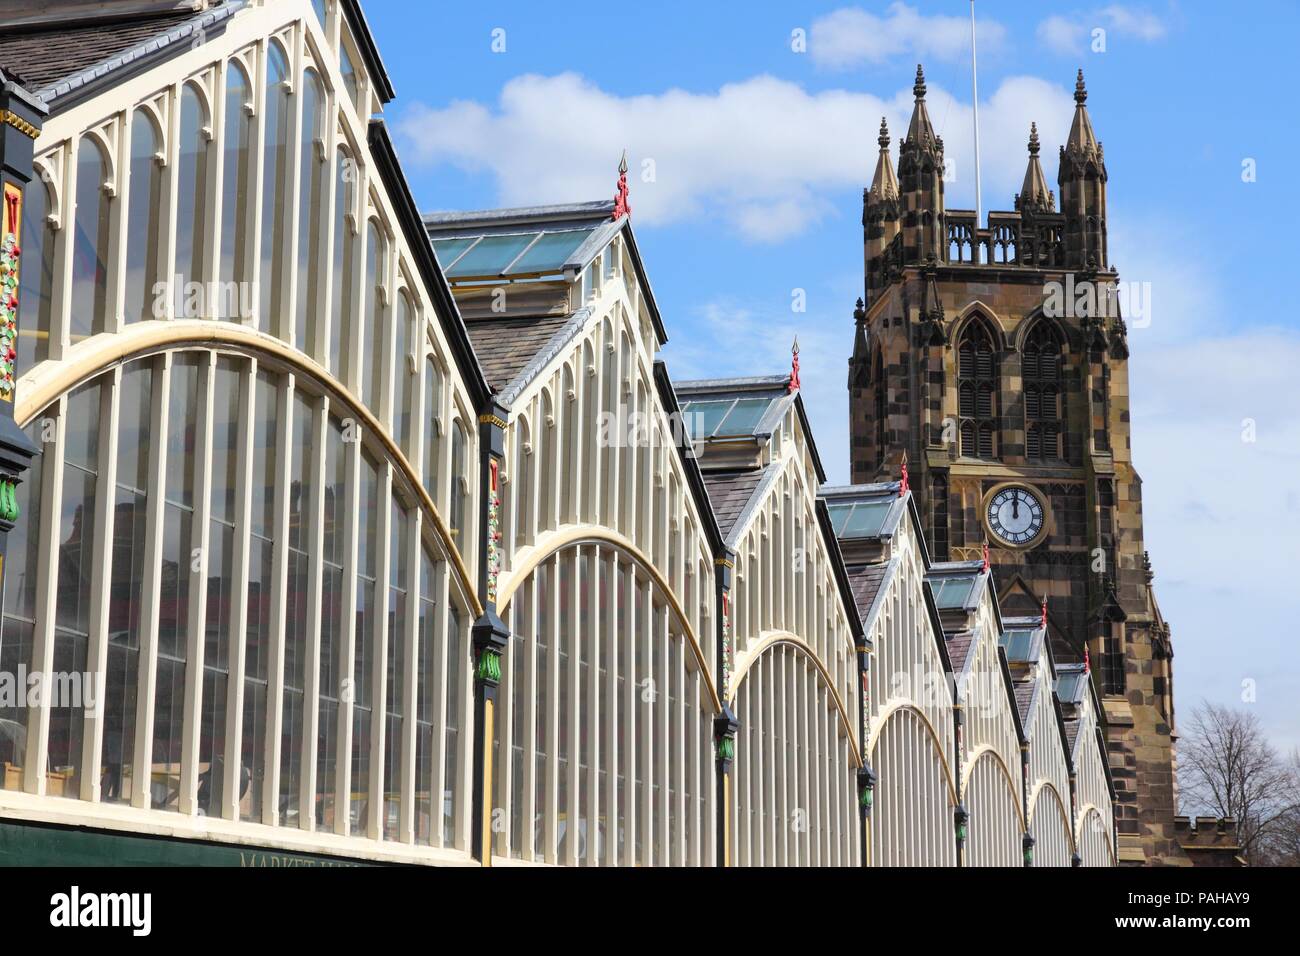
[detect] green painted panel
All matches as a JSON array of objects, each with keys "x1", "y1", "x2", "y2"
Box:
[{"x1": 0, "y1": 819, "x2": 376, "y2": 867}]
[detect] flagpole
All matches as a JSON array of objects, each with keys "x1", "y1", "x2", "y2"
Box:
[{"x1": 970, "y1": 0, "x2": 983, "y2": 237}]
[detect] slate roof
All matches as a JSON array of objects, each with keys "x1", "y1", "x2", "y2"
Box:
[
  {"x1": 1065, "y1": 718, "x2": 1081, "y2": 752},
  {"x1": 0, "y1": 3, "x2": 238, "y2": 101},
  {"x1": 946, "y1": 630, "x2": 976, "y2": 672},
  {"x1": 846, "y1": 563, "x2": 888, "y2": 617},
  {"x1": 1015, "y1": 680, "x2": 1036, "y2": 726},
  {"x1": 463, "y1": 314, "x2": 572, "y2": 394},
  {"x1": 702, "y1": 468, "x2": 768, "y2": 541}
]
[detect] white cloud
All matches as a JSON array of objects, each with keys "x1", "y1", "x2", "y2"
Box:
[
  {"x1": 1037, "y1": 5, "x2": 1169, "y2": 55},
  {"x1": 1038, "y1": 16, "x2": 1087, "y2": 56},
  {"x1": 397, "y1": 72, "x2": 1076, "y2": 243},
  {"x1": 808, "y1": 3, "x2": 1007, "y2": 70}
]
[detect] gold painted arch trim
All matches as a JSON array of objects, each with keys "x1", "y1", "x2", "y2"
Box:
[
  {"x1": 1027, "y1": 781, "x2": 1075, "y2": 851},
  {"x1": 16, "y1": 320, "x2": 483, "y2": 618},
  {"x1": 730, "y1": 632, "x2": 862, "y2": 768},
  {"x1": 868, "y1": 701, "x2": 959, "y2": 802},
  {"x1": 961, "y1": 744, "x2": 1028, "y2": 829},
  {"x1": 498, "y1": 525, "x2": 721, "y2": 714},
  {"x1": 1075, "y1": 804, "x2": 1115, "y2": 859}
]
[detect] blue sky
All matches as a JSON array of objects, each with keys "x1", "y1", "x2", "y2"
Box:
[{"x1": 363, "y1": 1, "x2": 1300, "y2": 761}]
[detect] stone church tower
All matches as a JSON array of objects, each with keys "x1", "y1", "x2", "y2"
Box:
[{"x1": 848, "y1": 67, "x2": 1185, "y2": 865}]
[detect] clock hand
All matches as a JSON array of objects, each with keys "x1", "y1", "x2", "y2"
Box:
[{"x1": 1012, "y1": 496, "x2": 1020, "y2": 520}]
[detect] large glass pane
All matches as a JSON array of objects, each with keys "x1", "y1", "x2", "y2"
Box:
[
  {"x1": 176, "y1": 84, "x2": 209, "y2": 310},
  {"x1": 444, "y1": 604, "x2": 460, "y2": 847},
  {"x1": 446, "y1": 234, "x2": 536, "y2": 279},
  {"x1": 155, "y1": 355, "x2": 200, "y2": 810},
  {"x1": 449, "y1": 426, "x2": 466, "y2": 548},
  {"x1": 352, "y1": 451, "x2": 380, "y2": 833},
  {"x1": 50, "y1": 380, "x2": 103, "y2": 797},
  {"x1": 422, "y1": 357, "x2": 441, "y2": 502},
  {"x1": 295, "y1": 71, "x2": 324, "y2": 354},
  {"x1": 104, "y1": 361, "x2": 152, "y2": 804},
  {"x1": 259, "y1": 42, "x2": 292, "y2": 335},
  {"x1": 362, "y1": 222, "x2": 385, "y2": 411},
  {"x1": 715, "y1": 397, "x2": 771, "y2": 436},
  {"x1": 504, "y1": 228, "x2": 594, "y2": 276},
  {"x1": 199, "y1": 357, "x2": 240, "y2": 815},
  {"x1": 280, "y1": 390, "x2": 314, "y2": 825},
  {"x1": 219, "y1": 63, "x2": 253, "y2": 318},
  {"x1": 384, "y1": 502, "x2": 409, "y2": 839},
  {"x1": 70, "y1": 138, "x2": 111, "y2": 341},
  {"x1": 329, "y1": 149, "x2": 353, "y2": 378},
  {"x1": 392, "y1": 293, "x2": 413, "y2": 455},
  {"x1": 124, "y1": 112, "x2": 163, "y2": 324},
  {"x1": 317, "y1": 415, "x2": 346, "y2": 830},
  {"x1": 680, "y1": 399, "x2": 730, "y2": 440},
  {"x1": 415, "y1": 546, "x2": 437, "y2": 845},
  {"x1": 17, "y1": 176, "x2": 54, "y2": 369},
  {"x1": 241, "y1": 371, "x2": 279, "y2": 820}
]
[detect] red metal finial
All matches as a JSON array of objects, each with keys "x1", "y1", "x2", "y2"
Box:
[
  {"x1": 1083, "y1": 644, "x2": 1091, "y2": 674},
  {"x1": 981, "y1": 541, "x2": 990, "y2": 571},
  {"x1": 612, "y1": 150, "x2": 631, "y2": 220},
  {"x1": 1040, "y1": 597, "x2": 1048, "y2": 628},
  {"x1": 898, "y1": 462, "x2": 909, "y2": 497},
  {"x1": 788, "y1": 336, "x2": 801, "y2": 393},
  {"x1": 4, "y1": 190, "x2": 18, "y2": 234}
]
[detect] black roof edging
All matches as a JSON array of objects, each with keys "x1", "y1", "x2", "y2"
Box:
[
  {"x1": 814, "y1": 497, "x2": 865, "y2": 643},
  {"x1": 340, "y1": 0, "x2": 396, "y2": 103},
  {"x1": 653, "y1": 360, "x2": 726, "y2": 560},
  {"x1": 367, "y1": 119, "x2": 493, "y2": 411}
]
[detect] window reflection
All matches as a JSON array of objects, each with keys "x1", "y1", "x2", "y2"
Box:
[
  {"x1": 176, "y1": 84, "x2": 210, "y2": 309},
  {"x1": 281, "y1": 390, "x2": 315, "y2": 824},
  {"x1": 392, "y1": 292, "x2": 414, "y2": 455},
  {"x1": 362, "y1": 221, "x2": 386, "y2": 411},
  {"x1": 71, "y1": 137, "x2": 111, "y2": 342},
  {"x1": 260, "y1": 42, "x2": 292, "y2": 336},
  {"x1": 241, "y1": 370, "x2": 279, "y2": 821},
  {"x1": 154, "y1": 355, "x2": 200, "y2": 810},
  {"x1": 352, "y1": 450, "x2": 380, "y2": 833},
  {"x1": 329, "y1": 148, "x2": 353, "y2": 378},
  {"x1": 295, "y1": 71, "x2": 325, "y2": 354},
  {"x1": 384, "y1": 500, "x2": 410, "y2": 839},
  {"x1": 6, "y1": 347, "x2": 470, "y2": 848},
  {"x1": 124, "y1": 111, "x2": 163, "y2": 324},
  {"x1": 219, "y1": 63, "x2": 252, "y2": 316},
  {"x1": 317, "y1": 412, "x2": 347, "y2": 830},
  {"x1": 103, "y1": 362, "x2": 152, "y2": 803}
]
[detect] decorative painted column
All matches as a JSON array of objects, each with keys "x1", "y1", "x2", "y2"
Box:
[
  {"x1": 0, "y1": 72, "x2": 45, "y2": 613},
  {"x1": 855, "y1": 637, "x2": 874, "y2": 866},
  {"x1": 470, "y1": 400, "x2": 510, "y2": 866},
  {"x1": 712, "y1": 549, "x2": 738, "y2": 866},
  {"x1": 953, "y1": 702, "x2": 967, "y2": 865},
  {"x1": 1021, "y1": 740, "x2": 1032, "y2": 866}
]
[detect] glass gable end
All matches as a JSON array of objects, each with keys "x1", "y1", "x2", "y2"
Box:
[
  {"x1": 931, "y1": 576, "x2": 978, "y2": 609},
  {"x1": 680, "y1": 395, "x2": 780, "y2": 441},
  {"x1": 431, "y1": 226, "x2": 600, "y2": 280},
  {"x1": 1001, "y1": 627, "x2": 1042, "y2": 663},
  {"x1": 828, "y1": 498, "x2": 894, "y2": 539}
]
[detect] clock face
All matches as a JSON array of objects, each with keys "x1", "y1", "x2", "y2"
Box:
[{"x1": 986, "y1": 486, "x2": 1046, "y2": 547}]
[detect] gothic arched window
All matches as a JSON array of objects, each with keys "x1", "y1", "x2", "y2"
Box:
[
  {"x1": 957, "y1": 321, "x2": 998, "y2": 459},
  {"x1": 1023, "y1": 321, "x2": 1063, "y2": 461}
]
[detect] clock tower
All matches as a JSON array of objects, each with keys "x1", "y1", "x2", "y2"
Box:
[{"x1": 848, "y1": 67, "x2": 1185, "y2": 865}]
